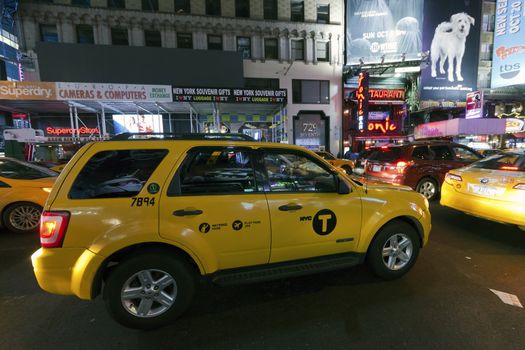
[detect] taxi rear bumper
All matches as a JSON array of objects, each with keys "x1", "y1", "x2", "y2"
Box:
[
  {"x1": 441, "y1": 185, "x2": 525, "y2": 226},
  {"x1": 32, "y1": 247, "x2": 104, "y2": 300}
]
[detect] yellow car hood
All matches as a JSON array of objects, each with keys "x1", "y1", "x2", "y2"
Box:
[{"x1": 2, "y1": 177, "x2": 56, "y2": 188}]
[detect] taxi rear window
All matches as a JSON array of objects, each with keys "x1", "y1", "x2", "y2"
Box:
[
  {"x1": 69, "y1": 149, "x2": 168, "y2": 199},
  {"x1": 471, "y1": 154, "x2": 525, "y2": 171}
]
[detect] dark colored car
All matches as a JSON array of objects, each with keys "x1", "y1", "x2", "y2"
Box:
[
  {"x1": 353, "y1": 148, "x2": 377, "y2": 176},
  {"x1": 360, "y1": 142, "x2": 483, "y2": 200}
]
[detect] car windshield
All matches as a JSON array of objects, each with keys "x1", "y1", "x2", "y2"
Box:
[
  {"x1": 471, "y1": 153, "x2": 525, "y2": 171},
  {"x1": 367, "y1": 147, "x2": 403, "y2": 162},
  {"x1": 0, "y1": 158, "x2": 58, "y2": 180}
]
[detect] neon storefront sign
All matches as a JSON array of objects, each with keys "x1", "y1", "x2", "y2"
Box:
[
  {"x1": 46, "y1": 127, "x2": 100, "y2": 135},
  {"x1": 367, "y1": 117, "x2": 398, "y2": 133}
]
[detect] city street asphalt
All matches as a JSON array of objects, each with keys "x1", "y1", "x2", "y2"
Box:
[{"x1": 1, "y1": 203, "x2": 524, "y2": 349}]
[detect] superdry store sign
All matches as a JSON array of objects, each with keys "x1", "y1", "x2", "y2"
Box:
[
  {"x1": 172, "y1": 88, "x2": 287, "y2": 104},
  {"x1": 491, "y1": 0, "x2": 525, "y2": 88}
]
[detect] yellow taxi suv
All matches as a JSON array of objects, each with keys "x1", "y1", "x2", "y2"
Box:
[
  {"x1": 441, "y1": 151, "x2": 525, "y2": 230},
  {"x1": 32, "y1": 136, "x2": 431, "y2": 329},
  {"x1": 0, "y1": 157, "x2": 56, "y2": 234}
]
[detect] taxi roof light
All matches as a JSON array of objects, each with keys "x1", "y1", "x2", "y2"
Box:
[{"x1": 40, "y1": 211, "x2": 70, "y2": 248}]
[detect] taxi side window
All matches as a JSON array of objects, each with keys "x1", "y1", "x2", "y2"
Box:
[
  {"x1": 452, "y1": 147, "x2": 481, "y2": 162},
  {"x1": 177, "y1": 149, "x2": 259, "y2": 195},
  {"x1": 69, "y1": 149, "x2": 168, "y2": 199},
  {"x1": 263, "y1": 152, "x2": 337, "y2": 193}
]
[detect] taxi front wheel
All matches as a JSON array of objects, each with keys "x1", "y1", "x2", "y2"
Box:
[
  {"x1": 366, "y1": 221, "x2": 420, "y2": 280},
  {"x1": 103, "y1": 252, "x2": 196, "y2": 329}
]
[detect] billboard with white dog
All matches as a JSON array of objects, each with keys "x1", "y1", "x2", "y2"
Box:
[
  {"x1": 491, "y1": 0, "x2": 525, "y2": 88},
  {"x1": 346, "y1": 0, "x2": 424, "y2": 65},
  {"x1": 420, "y1": 0, "x2": 482, "y2": 101}
]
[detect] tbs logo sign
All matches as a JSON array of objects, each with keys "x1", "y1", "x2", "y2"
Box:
[{"x1": 499, "y1": 63, "x2": 521, "y2": 80}]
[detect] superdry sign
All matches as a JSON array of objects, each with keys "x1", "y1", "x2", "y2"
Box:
[
  {"x1": 0, "y1": 82, "x2": 57, "y2": 100},
  {"x1": 172, "y1": 87, "x2": 287, "y2": 104},
  {"x1": 46, "y1": 127, "x2": 100, "y2": 136}
]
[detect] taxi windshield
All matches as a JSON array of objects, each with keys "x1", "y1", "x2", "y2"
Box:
[{"x1": 471, "y1": 153, "x2": 525, "y2": 171}]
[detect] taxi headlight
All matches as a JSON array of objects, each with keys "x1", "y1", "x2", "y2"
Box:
[
  {"x1": 513, "y1": 183, "x2": 525, "y2": 190},
  {"x1": 42, "y1": 187, "x2": 52, "y2": 193}
]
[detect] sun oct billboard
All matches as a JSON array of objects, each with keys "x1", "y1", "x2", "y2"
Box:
[
  {"x1": 419, "y1": 0, "x2": 482, "y2": 101},
  {"x1": 346, "y1": 0, "x2": 424, "y2": 65},
  {"x1": 491, "y1": 0, "x2": 525, "y2": 88}
]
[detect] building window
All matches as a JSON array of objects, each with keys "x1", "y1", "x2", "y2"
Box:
[
  {"x1": 292, "y1": 80, "x2": 330, "y2": 104},
  {"x1": 207, "y1": 35, "x2": 223, "y2": 50},
  {"x1": 317, "y1": 4, "x2": 329, "y2": 23},
  {"x1": 107, "y1": 0, "x2": 125, "y2": 9},
  {"x1": 245, "y1": 78, "x2": 279, "y2": 89},
  {"x1": 264, "y1": 0, "x2": 278, "y2": 20},
  {"x1": 40, "y1": 24, "x2": 58, "y2": 43},
  {"x1": 316, "y1": 41, "x2": 329, "y2": 61},
  {"x1": 111, "y1": 28, "x2": 129, "y2": 46},
  {"x1": 235, "y1": 0, "x2": 250, "y2": 18},
  {"x1": 174, "y1": 0, "x2": 191, "y2": 13},
  {"x1": 264, "y1": 38, "x2": 278, "y2": 60},
  {"x1": 142, "y1": 0, "x2": 159, "y2": 11},
  {"x1": 237, "y1": 37, "x2": 251, "y2": 59},
  {"x1": 76, "y1": 25, "x2": 94, "y2": 44},
  {"x1": 206, "y1": 0, "x2": 221, "y2": 16},
  {"x1": 291, "y1": 1, "x2": 304, "y2": 22},
  {"x1": 145, "y1": 30, "x2": 162, "y2": 47},
  {"x1": 71, "y1": 0, "x2": 91, "y2": 6},
  {"x1": 291, "y1": 39, "x2": 304, "y2": 61},
  {"x1": 177, "y1": 32, "x2": 193, "y2": 48}
]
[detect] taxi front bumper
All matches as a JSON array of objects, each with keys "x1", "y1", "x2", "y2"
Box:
[
  {"x1": 441, "y1": 185, "x2": 525, "y2": 227},
  {"x1": 31, "y1": 247, "x2": 104, "y2": 300}
]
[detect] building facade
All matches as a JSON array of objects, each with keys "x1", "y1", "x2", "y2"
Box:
[{"x1": 16, "y1": 0, "x2": 345, "y2": 154}]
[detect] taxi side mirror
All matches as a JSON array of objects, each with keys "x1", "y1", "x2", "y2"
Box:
[{"x1": 337, "y1": 176, "x2": 351, "y2": 194}]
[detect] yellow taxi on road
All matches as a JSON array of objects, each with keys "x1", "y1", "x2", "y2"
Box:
[
  {"x1": 0, "y1": 158, "x2": 57, "y2": 233},
  {"x1": 32, "y1": 135, "x2": 431, "y2": 329},
  {"x1": 315, "y1": 151, "x2": 355, "y2": 174},
  {"x1": 441, "y1": 151, "x2": 525, "y2": 230}
]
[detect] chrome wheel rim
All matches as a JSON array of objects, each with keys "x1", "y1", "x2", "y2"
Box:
[
  {"x1": 9, "y1": 205, "x2": 41, "y2": 232},
  {"x1": 121, "y1": 269, "x2": 177, "y2": 318},
  {"x1": 382, "y1": 233, "x2": 413, "y2": 271},
  {"x1": 418, "y1": 181, "x2": 436, "y2": 199}
]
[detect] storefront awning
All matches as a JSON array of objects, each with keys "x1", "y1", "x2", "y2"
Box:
[{"x1": 414, "y1": 118, "x2": 507, "y2": 140}]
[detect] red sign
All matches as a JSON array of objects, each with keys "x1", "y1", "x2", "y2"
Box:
[
  {"x1": 369, "y1": 89, "x2": 405, "y2": 101},
  {"x1": 367, "y1": 117, "x2": 398, "y2": 134},
  {"x1": 356, "y1": 72, "x2": 369, "y2": 131},
  {"x1": 46, "y1": 127, "x2": 100, "y2": 135}
]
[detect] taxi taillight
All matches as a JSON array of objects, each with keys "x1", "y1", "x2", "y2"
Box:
[
  {"x1": 445, "y1": 173, "x2": 463, "y2": 185},
  {"x1": 40, "y1": 211, "x2": 70, "y2": 248}
]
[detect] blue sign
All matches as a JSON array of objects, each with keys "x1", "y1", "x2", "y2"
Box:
[{"x1": 491, "y1": 0, "x2": 525, "y2": 88}]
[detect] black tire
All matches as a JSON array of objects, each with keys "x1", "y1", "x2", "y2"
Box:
[
  {"x1": 2, "y1": 202, "x2": 42, "y2": 234},
  {"x1": 416, "y1": 177, "x2": 439, "y2": 201},
  {"x1": 366, "y1": 221, "x2": 420, "y2": 280},
  {"x1": 341, "y1": 165, "x2": 353, "y2": 175},
  {"x1": 103, "y1": 252, "x2": 196, "y2": 329}
]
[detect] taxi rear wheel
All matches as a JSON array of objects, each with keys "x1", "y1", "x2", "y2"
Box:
[
  {"x1": 367, "y1": 221, "x2": 420, "y2": 280},
  {"x1": 2, "y1": 202, "x2": 43, "y2": 234},
  {"x1": 103, "y1": 252, "x2": 196, "y2": 329}
]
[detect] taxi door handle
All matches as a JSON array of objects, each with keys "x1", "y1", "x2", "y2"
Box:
[
  {"x1": 173, "y1": 209, "x2": 203, "y2": 217},
  {"x1": 278, "y1": 204, "x2": 302, "y2": 211}
]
